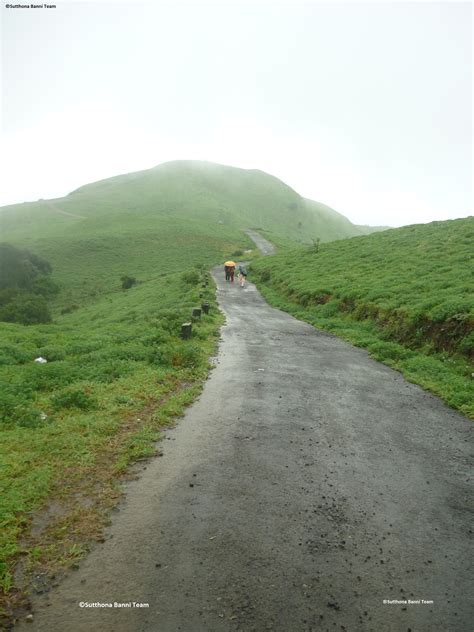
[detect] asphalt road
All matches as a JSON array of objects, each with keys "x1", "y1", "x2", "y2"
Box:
[{"x1": 17, "y1": 262, "x2": 472, "y2": 631}]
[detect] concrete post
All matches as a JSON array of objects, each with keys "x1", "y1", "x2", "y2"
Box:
[{"x1": 181, "y1": 323, "x2": 192, "y2": 339}]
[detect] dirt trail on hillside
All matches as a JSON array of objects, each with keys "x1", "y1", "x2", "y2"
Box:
[
  {"x1": 44, "y1": 201, "x2": 87, "y2": 219},
  {"x1": 245, "y1": 229, "x2": 276, "y2": 254},
  {"x1": 16, "y1": 236, "x2": 472, "y2": 632}
]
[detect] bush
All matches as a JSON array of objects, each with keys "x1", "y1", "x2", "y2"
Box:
[
  {"x1": 80, "y1": 359, "x2": 134, "y2": 383},
  {"x1": 51, "y1": 388, "x2": 97, "y2": 411},
  {"x1": 0, "y1": 343, "x2": 36, "y2": 364},
  {"x1": 0, "y1": 387, "x2": 45, "y2": 428},
  {"x1": 147, "y1": 343, "x2": 175, "y2": 367},
  {"x1": 0, "y1": 295, "x2": 52, "y2": 325},
  {"x1": 31, "y1": 276, "x2": 60, "y2": 299},
  {"x1": 172, "y1": 343, "x2": 201, "y2": 368},
  {"x1": 14, "y1": 405, "x2": 45, "y2": 428},
  {"x1": 36, "y1": 347, "x2": 66, "y2": 362},
  {"x1": 156, "y1": 309, "x2": 186, "y2": 333},
  {"x1": 0, "y1": 243, "x2": 52, "y2": 291},
  {"x1": 181, "y1": 270, "x2": 200, "y2": 285},
  {"x1": 18, "y1": 362, "x2": 80, "y2": 392},
  {"x1": 121, "y1": 275, "x2": 137, "y2": 290}
]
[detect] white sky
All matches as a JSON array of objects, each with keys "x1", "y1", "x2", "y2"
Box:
[{"x1": 1, "y1": 0, "x2": 472, "y2": 227}]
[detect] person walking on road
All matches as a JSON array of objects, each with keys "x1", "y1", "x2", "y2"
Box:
[
  {"x1": 224, "y1": 260, "x2": 236, "y2": 283},
  {"x1": 238, "y1": 265, "x2": 248, "y2": 287}
]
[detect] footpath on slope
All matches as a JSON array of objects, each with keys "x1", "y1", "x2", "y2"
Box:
[
  {"x1": 244, "y1": 229, "x2": 276, "y2": 255},
  {"x1": 16, "y1": 233, "x2": 472, "y2": 632}
]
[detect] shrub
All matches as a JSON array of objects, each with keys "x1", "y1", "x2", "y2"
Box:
[
  {"x1": 367, "y1": 341, "x2": 413, "y2": 362},
  {"x1": 318, "y1": 299, "x2": 343, "y2": 318},
  {"x1": 0, "y1": 387, "x2": 45, "y2": 428},
  {"x1": 36, "y1": 347, "x2": 66, "y2": 362},
  {"x1": 0, "y1": 343, "x2": 36, "y2": 364},
  {"x1": 31, "y1": 276, "x2": 60, "y2": 299},
  {"x1": 121, "y1": 275, "x2": 137, "y2": 290},
  {"x1": 156, "y1": 309, "x2": 186, "y2": 333},
  {"x1": 80, "y1": 359, "x2": 134, "y2": 383},
  {"x1": 0, "y1": 295, "x2": 52, "y2": 325},
  {"x1": 172, "y1": 343, "x2": 201, "y2": 368},
  {"x1": 51, "y1": 388, "x2": 97, "y2": 411},
  {"x1": 181, "y1": 270, "x2": 200, "y2": 285},
  {"x1": 147, "y1": 343, "x2": 175, "y2": 367},
  {"x1": 0, "y1": 243, "x2": 51, "y2": 291},
  {"x1": 18, "y1": 362, "x2": 80, "y2": 392},
  {"x1": 14, "y1": 405, "x2": 45, "y2": 429}
]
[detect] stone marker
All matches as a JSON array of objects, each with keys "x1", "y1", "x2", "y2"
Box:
[
  {"x1": 201, "y1": 302, "x2": 210, "y2": 314},
  {"x1": 192, "y1": 308, "x2": 202, "y2": 320},
  {"x1": 181, "y1": 323, "x2": 192, "y2": 339}
]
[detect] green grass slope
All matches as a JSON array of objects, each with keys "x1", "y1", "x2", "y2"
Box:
[
  {"x1": 0, "y1": 267, "x2": 223, "y2": 615},
  {"x1": 0, "y1": 161, "x2": 371, "y2": 304},
  {"x1": 251, "y1": 217, "x2": 474, "y2": 417}
]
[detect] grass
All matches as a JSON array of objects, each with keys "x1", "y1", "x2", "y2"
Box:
[
  {"x1": 0, "y1": 269, "x2": 225, "y2": 620},
  {"x1": 250, "y1": 217, "x2": 474, "y2": 418}
]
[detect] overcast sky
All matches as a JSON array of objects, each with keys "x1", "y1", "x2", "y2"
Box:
[{"x1": 1, "y1": 0, "x2": 472, "y2": 227}]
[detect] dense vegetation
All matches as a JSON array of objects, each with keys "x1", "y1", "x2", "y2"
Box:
[
  {"x1": 251, "y1": 218, "x2": 474, "y2": 417},
  {"x1": 0, "y1": 267, "x2": 223, "y2": 615},
  {"x1": 0, "y1": 244, "x2": 59, "y2": 325}
]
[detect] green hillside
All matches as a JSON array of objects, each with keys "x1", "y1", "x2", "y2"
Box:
[
  {"x1": 251, "y1": 217, "x2": 474, "y2": 417},
  {"x1": 0, "y1": 161, "x2": 372, "y2": 305}
]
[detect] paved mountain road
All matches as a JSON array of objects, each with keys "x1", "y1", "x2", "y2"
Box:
[{"x1": 18, "y1": 262, "x2": 472, "y2": 631}]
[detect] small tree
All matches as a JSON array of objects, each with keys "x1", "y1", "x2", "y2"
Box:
[
  {"x1": 311, "y1": 237, "x2": 321, "y2": 253},
  {"x1": 121, "y1": 275, "x2": 137, "y2": 290}
]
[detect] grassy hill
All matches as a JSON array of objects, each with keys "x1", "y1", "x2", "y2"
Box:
[
  {"x1": 250, "y1": 217, "x2": 474, "y2": 418},
  {"x1": 0, "y1": 161, "x2": 375, "y2": 306}
]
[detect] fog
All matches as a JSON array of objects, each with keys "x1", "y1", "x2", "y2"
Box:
[{"x1": 1, "y1": 0, "x2": 472, "y2": 226}]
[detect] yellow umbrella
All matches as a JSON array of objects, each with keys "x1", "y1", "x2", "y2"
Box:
[{"x1": 224, "y1": 260, "x2": 236, "y2": 267}]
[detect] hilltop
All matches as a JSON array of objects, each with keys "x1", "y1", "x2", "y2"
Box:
[{"x1": 0, "y1": 161, "x2": 380, "y2": 305}]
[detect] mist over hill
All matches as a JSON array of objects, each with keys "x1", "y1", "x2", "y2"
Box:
[
  {"x1": 0, "y1": 160, "x2": 385, "y2": 304},
  {"x1": 1, "y1": 160, "x2": 380, "y2": 243}
]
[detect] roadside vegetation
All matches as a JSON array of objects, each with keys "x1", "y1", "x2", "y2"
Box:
[
  {"x1": 0, "y1": 266, "x2": 226, "y2": 619},
  {"x1": 251, "y1": 218, "x2": 474, "y2": 418},
  {"x1": 0, "y1": 244, "x2": 59, "y2": 325},
  {"x1": 0, "y1": 163, "x2": 281, "y2": 622}
]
